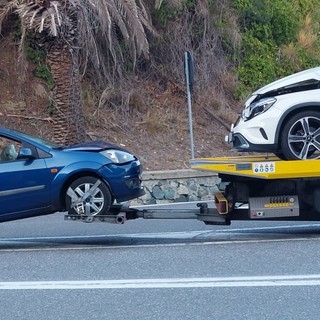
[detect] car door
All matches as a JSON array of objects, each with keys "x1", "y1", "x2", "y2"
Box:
[{"x1": 0, "y1": 147, "x2": 52, "y2": 219}]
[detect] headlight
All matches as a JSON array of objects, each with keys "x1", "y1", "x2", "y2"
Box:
[
  {"x1": 101, "y1": 149, "x2": 135, "y2": 164},
  {"x1": 242, "y1": 97, "x2": 277, "y2": 121}
]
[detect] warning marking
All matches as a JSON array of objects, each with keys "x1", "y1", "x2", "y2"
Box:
[{"x1": 253, "y1": 162, "x2": 276, "y2": 174}]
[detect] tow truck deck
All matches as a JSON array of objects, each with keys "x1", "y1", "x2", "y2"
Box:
[
  {"x1": 65, "y1": 155, "x2": 320, "y2": 226},
  {"x1": 190, "y1": 155, "x2": 320, "y2": 179}
]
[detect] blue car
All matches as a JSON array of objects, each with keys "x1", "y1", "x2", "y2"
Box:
[{"x1": 0, "y1": 127, "x2": 144, "y2": 222}]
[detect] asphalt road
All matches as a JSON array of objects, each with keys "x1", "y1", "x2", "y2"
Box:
[{"x1": 1, "y1": 203, "x2": 320, "y2": 319}]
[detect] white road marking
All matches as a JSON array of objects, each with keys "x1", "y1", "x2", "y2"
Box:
[{"x1": 2, "y1": 275, "x2": 320, "y2": 289}]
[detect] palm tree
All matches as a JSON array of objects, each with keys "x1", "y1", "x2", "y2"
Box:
[{"x1": 0, "y1": 0, "x2": 156, "y2": 144}]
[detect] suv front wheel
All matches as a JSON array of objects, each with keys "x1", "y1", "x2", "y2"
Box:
[{"x1": 281, "y1": 110, "x2": 320, "y2": 160}]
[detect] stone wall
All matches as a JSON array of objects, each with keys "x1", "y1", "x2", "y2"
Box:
[{"x1": 129, "y1": 169, "x2": 220, "y2": 205}]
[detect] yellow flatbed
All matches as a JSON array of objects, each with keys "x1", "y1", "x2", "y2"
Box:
[{"x1": 190, "y1": 155, "x2": 320, "y2": 179}]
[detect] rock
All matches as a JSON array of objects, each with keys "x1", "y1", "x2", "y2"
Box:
[
  {"x1": 152, "y1": 185, "x2": 164, "y2": 199},
  {"x1": 163, "y1": 187, "x2": 175, "y2": 200}
]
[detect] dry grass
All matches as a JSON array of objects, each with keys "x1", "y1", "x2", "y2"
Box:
[
  {"x1": 79, "y1": 75, "x2": 237, "y2": 170},
  {"x1": 297, "y1": 14, "x2": 317, "y2": 51},
  {"x1": 280, "y1": 43, "x2": 299, "y2": 68}
]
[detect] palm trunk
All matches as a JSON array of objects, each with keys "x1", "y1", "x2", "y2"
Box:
[{"x1": 47, "y1": 44, "x2": 86, "y2": 145}]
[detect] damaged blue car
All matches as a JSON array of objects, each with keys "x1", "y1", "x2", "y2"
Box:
[{"x1": 0, "y1": 127, "x2": 144, "y2": 222}]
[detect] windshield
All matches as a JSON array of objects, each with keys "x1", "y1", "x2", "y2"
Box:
[{"x1": 10, "y1": 129, "x2": 63, "y2": 149}]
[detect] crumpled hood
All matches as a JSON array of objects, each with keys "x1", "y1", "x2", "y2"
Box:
[
  {"x1": 253, "y1": 66, "x2": 320, "y2": 95},
  {"x1": 64, "y1": 140, "x2": 129, "y2": 153}
]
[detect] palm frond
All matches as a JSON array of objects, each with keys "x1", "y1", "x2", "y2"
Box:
[
  {"x1": 154, "y1": 0, "x2": 163, "y2": 9},
  {"x1": 2, "y1": 0, "x2": 162, "y2": 84},
  {"x1": 15, "y1": 1, "x2": 63, "y2": 36},
  {"x1": 116, "y1": 0, "x2": 149, "y2": 57},
  {"x1": 0, "y1": 0, "x2": 23, "y2": 33},
  {"x1": 17, "y1": 21, "x2": 28, "y2": 81}
]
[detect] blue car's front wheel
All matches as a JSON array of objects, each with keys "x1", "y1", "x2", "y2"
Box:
[{"x1": 66, "y1": 176, "x2": 112, "y2": 216}]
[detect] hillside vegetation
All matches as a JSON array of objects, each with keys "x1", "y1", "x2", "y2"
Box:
[{"x1": 0, "y1": 0, "x2": 320, "y2": 170}]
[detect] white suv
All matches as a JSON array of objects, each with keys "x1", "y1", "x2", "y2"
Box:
[{"x1": 227, "y1": 66, "x2": 320, "y2": 160}]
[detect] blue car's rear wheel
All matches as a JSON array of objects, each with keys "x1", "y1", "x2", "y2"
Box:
[{"x1": 66, "y1": 176, "x2": 112, "y2": 216}]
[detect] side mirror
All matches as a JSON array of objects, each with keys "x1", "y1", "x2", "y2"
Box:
[{"x1": 18, "y1": 148, "x2": 36, "y2": 160}]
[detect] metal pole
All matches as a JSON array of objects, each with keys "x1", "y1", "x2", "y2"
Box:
[{"x1": 184, "y1": 52, "x2": 195, "y2": 159}]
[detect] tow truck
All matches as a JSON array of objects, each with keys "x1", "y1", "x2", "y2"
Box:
[{"x1": 65, "y1": 154, "x2": 320, "y2": 226}]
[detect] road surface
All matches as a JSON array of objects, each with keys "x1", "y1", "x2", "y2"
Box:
[{"x1": 0, "y1": 203, "x2": 320, "y2": 319}]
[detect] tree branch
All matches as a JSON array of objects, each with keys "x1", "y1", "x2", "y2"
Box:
[
  {"x1": 3, "y1": 114, "x2": 54, "y2": 123},
  {"x1": 202, "y1": 107, "x2": 230, "y2": 131}
]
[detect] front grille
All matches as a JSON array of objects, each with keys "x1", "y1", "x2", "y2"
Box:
[{"x1": 125, "y1": 177, "x2": 141, "y2": 189}]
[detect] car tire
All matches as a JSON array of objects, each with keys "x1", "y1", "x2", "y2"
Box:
[
  {"x1": 273, "y1": 152, "x2": 287, "y2": 160},
  {"x1": 65, "y1": 176, "x2": 112, "y2": 216},
  {"x1": 280, "y1": 110, "x2": 320, "y2": 160}
]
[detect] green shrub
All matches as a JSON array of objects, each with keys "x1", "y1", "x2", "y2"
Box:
[
  {"x1": 232, "y1": 0, "x2": 320, "y2": 94},
  {"x1": 26, "y1": 46, "x2": 53, "y2": 90},
  {"x1": 151, "y1": 0, "x2": 195, "y2": 28}
]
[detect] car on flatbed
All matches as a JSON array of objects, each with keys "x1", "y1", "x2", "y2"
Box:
[
  {"x1": 227, "y1": 66, "x2": 320, "y2": 160},
  {"x1": 0, "y1": 127, "x2": 144, "y2": 222}
]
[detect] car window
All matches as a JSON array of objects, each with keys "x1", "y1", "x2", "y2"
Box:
[{"x1": 0, "y1": 137, "x2": 22, "y2": 162}]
